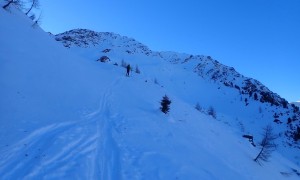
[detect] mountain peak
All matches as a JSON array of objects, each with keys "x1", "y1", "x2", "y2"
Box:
[{"x1": 55, "y1": 28, "x2": 153, "y2": 56}]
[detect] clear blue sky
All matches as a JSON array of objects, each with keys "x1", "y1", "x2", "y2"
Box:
[{"x1": 40, "y1": 0, "x2": 300, "y2": 102}]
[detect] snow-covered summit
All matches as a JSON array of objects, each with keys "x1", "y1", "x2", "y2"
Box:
[{"x1": 55, "y1": 29, "x2": 152, "y2": 55}]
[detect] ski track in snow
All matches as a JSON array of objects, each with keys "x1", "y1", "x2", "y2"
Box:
[
  {"x1": 95, "y1": 78, "x2": 121, "y2": 180},
  {"x1": 0, "y1": 78, "x2": 122, "y2": 179}
]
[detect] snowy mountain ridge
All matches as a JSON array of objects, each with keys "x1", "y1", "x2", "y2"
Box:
[
  {"x1": 56, "y1": 29, "x2": 290, "y2": 109},
  {"x1": 55, "y1": 29, "x2": 152, "y2": 55}
]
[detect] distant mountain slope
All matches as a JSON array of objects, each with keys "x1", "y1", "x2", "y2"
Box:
[{"x1": 56, "y1": 29, "x2": 300, "y2": 148}]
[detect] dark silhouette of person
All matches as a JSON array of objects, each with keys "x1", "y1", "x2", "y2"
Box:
[{"x1": 126, "y1": 64, "x2": 131, "y2": 76}]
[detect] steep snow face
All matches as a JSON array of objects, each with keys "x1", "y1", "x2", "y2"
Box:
[
  {"x1": 56, "y1": 29, "x2": 300, "y2": 147},
  {"x1": 1, "y1": 6, "x2": 300, "y2": 179}
]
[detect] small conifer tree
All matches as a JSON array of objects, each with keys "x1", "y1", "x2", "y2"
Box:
[
  {"x1": 195, "y1": 102, "x2": 202, "y2": 111},
  {"x1": 207, "y1": 106, "x2": 216, "y2": 119},
  {"x1": 293, "y1": 126, "x2": 300, "y2": 141},
  {"x1": 254, "y1": 93, "x2": 258, "y2": 100},
  {"x1": 160, "y1": 95, "x2": 171, "y2": 114}
]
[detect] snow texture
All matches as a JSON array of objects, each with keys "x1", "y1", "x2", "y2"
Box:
[{"x1": 1, "y1": 4, "x2": 300, "y2": 179}]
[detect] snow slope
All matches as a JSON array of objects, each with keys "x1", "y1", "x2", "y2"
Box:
[
  {"x1": 0, "y1": 5, "x2": 300, "y2": 179},
  {"x1": 56, "y1": 29, "x2": 300, "y2": 162}
]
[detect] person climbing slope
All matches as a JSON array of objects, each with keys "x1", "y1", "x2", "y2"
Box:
[{"x1": 126, "y1": 64, "x2": 131, "y2": 76}]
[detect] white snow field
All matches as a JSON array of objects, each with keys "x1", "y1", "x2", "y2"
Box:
[{"x1": 0, "y1": 4, "x2": 299, "y2": 180}]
